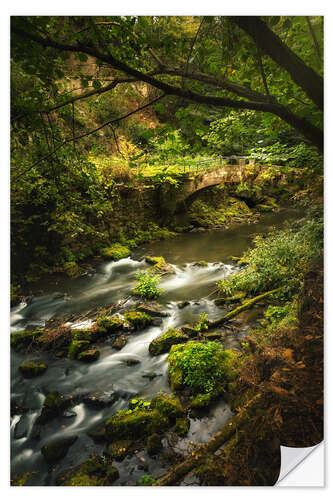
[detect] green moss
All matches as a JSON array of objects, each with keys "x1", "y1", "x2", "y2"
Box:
[
  {"x1": 149, "y1": 329, "x2": 189, "y2": 356},
  {"x1": 145, "y1": 255, "x2": 174, "y2": 275},
  {"x1": 71, "y1": 328, "x2": 97, "y2": 342},
  {"x1": 112, "y1": 335, "x2": 127, "y2": 350},
  {"x1": 195, "y1": 260, "x2": 209, "y2": 267},
  {"x1": 146, "y1": 433, "x2": 163, "y2": 456},
  {"x1": 19, "y1": 361, "x2": 47, "y2": 378},
  {"x1": 77, "y1": 349, "x2": 100, "y2": 362},
  {"x1": 107, "y1": 440, "x2": 133, "y2": 461},
  {"x1": 97, "y1": 315, "x2": 124, "y2": 335},
  {"x1": 106, "y1": 465, "x2": 120, "y2": 483},
  {"x1": 215, "y1": 292, "x2": 246, "y2": 305},
  {"x1": 201, "y1": 332, "x2": 224, "y2": 341},
  {"x1": 63, "y1": 473, "x2": 105, "y2": 486},
  {"x1": 105, "y1": 409, "x2": 169, "y2": 441},
  {"x1": 150, "y1": 394, "x2": 184, "y2": 419},
  {"x1": 68, "y1": 340, "x2": 90, "y2": 359},
  {"x1": 124, "y1": 311, "x2": 152, "y2": 330},
  {"x1": 79, "y1": 457, "x2": 106, "y2": 476},
  {"x1": 189, "y1": 392, "x2": 214, "y2": 409},
  {"x1": 168, "y1": 341, "x2": 238, "y2": 395},
  {"x1": 11, "y1": 329, "x2": 42, "y2": 350},
  {"x1": 63, "y1": 261, "x2": 80, "y2": 278},
  {"x1": 173, "y1": 417, "x2": 190, "y2": 436},
  {"x1": 101, "y1": 244, "x2": 130, "y2": 261}
]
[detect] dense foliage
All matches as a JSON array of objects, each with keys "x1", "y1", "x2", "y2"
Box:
[
  {"x1": 169, "y1": 341, "x2": 237, "y2": 394},
  {"x1": 218, "y1": 216, "x2": 323, "y2": 298},
  {"x1": 132, "y1": 270, "x2": 164, "y2": 299}
]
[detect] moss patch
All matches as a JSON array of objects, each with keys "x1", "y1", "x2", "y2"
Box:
[
  {"x1": 146, "y1": 433, "x2": 163, "y2": 456},
  {"x1": 77, "y1": 349, "x2": 100, "y2": 362},
  {"x1": 105, "y1": 409, "x2": 169, "y2": 441},
  {"x1": 68, "y1": 340, "x2": 90, "y2": 359},
  {"x1": 149, "y1": 329, "x2": 189, "y2": 356},
  {"x1": 124, "y1": 311, "x2": 152, "y2": 330},
  {"x1": 173, "y1": 417, "x2": 190, "y2": 436},
  {"x1": 19, "y1": 362, "x2": 47, "y2": 378},
  {"x1": 101, "y1": 244, "x2": 130, "y2": 261},
  {"x1": 11, "y1": 329, "x2": 42, "y2": 350},
  {"x1": 150, "y1": 394, "x2": 184, "y2": 419},
  {"x1": 97, "y1": 315, "x2": 124, "y2": 335}
]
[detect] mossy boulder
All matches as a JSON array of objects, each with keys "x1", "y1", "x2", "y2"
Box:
[
  {"x1": 106, "y1": 465, "x2": 120, "y2": 483},
  {"x1": 146, "y1": 433, "x2": 163, "y2": 456},
  {"x1": 19, "y1": 362, "x2": 47, "y2": 378},
  {"x1": 180, "y1": 325, "x2": 198, "y2": 337},
  {"x1": 68, "y1": 340, "x2": 90, "y2": 359},
  {"x1": 193, "y1": 260, "x2": 209, "y2": 267},
  {"x1": 87, "y1": 423, "x2": 107, "y2": 442},
  {"x1": 149, "y1": 329, "x2": 189, "y2": 356},
  {"x1": 145, "y1": 255, "x2": 175, "y2": 275},
  {"x1": 105, "y1": 410, "x2": 169, "y2": 441},
  {"x1": 63, "y1": 261, "x2": 80, "y2": 278},
  {"x1": 106, "y1": 439, "x2": 133, "y2": 461},
  {"x1": 11, "y1": 329, "x2": 42, "y2": 350},
  {"x1": 97, "y1": 315, "x2": 124, "y2": 335},
  {"x1": 41, "y1": 435, "x2": 77, "y2": 464},
  {"x1": 173, "y1": 417, "x2": 190, "y2": 436},
  {"x1": 137, "y1": 302, "x2": 169, "y2": 317},
  {"x1": 39, "y1": 390, "x2": 70, "y2": 423},
  {"x1": 77, "y1": 349, "x2": 100, "y2": 363},
  {"x1": 101, "y1": 244, "x2": 130, "y2": 261},
  {"x1": 124, "y1": 311, "x2": 152, "y2": 330},
  {"x1": 178, "y1": 301, "x2": 190, "y2": 309},
  {"x1": 71, "y1": 328, "x2": 97, "y2": 343},
  {"x1": 150, "y1": 394, "x2": 184, "y2": 419},
  {"x1": 112, "y1": 335, "x2": 127, "y2": 350},
  {"x1": 61, "y1": 456, "x2": 116, "y2": 486}
]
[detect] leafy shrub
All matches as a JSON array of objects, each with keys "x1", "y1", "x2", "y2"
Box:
[
  {"x1": 264, "y1": 303, "x2": 292, "y2": 327},
  {"x1": 168, "y1": 341, "x2": 237, "y2": 394},
  {"x1": 217, "y1": 218, "x2": 323, "y2": 298},
  {"x1": 194, "y1": 313, "x2": 209, "y2": 332},
  {"x1": 137, "y1": 474, "x2": 156, "y2": 486},
  {"x1": 132, "y1": 270, "x2": 164, "y2": 299}
]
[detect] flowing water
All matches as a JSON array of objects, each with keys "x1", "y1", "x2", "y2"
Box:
[{"x1": 10, "y1": 207, "x2": 301, "y2": 485}]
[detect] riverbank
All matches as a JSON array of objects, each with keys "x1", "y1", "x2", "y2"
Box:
[{"x1": 10, "y1": 207, "x2": 323, "y2": 486}]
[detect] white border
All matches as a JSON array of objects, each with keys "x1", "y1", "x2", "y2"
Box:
[{"x1": 2, "y1": 1, "x2": 331, "y2": 497}]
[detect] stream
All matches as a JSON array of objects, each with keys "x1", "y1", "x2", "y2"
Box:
[{"x1": 10, "y1": 207, "x2": 301, "y2": 485}]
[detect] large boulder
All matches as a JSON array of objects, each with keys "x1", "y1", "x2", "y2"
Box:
[
  {"x1": 105, "y1": 410, "x2": 169, "y2": 442},
  {"x1": 150, "y1": 394, "x2": 184, "y2": 419},
  {"x1": 41, "y1": 435, "x2": 77, "y2": 464},
  {"x1": 149, "y1": 329, "x2": 189, "y2": 356},
  {"x1": 145, "y1": 256, "x2": 175, "y2": 275},
  {"x1": 123, "y1": 311, "x2": 152, "y2": 330}
]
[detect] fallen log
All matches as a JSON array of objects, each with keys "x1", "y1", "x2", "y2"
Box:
[
  {"x1": 155, "y1": 393, "x2": 263, "y2": 486},
  {"x1": 208, "y1": 287, "x2": 283, "y2": 329}
]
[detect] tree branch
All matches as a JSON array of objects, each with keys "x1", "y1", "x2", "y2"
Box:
[
  {"x1": 12, "y1": 94, "x2": 165, "y2": 180},
  {"x1": 12, "y1": 25, "x2": 323, "y2": 151},
  {"x1": 306, "y1": 16, "x2": 322, "y2": 61},
  {"x1": 232, "y1": 16, "x2": 323, "y2": 110}
]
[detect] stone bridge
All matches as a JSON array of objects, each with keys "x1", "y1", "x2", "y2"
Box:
[{"x1": 174, "y1": 164, "x2": 249, "y2": 212}]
